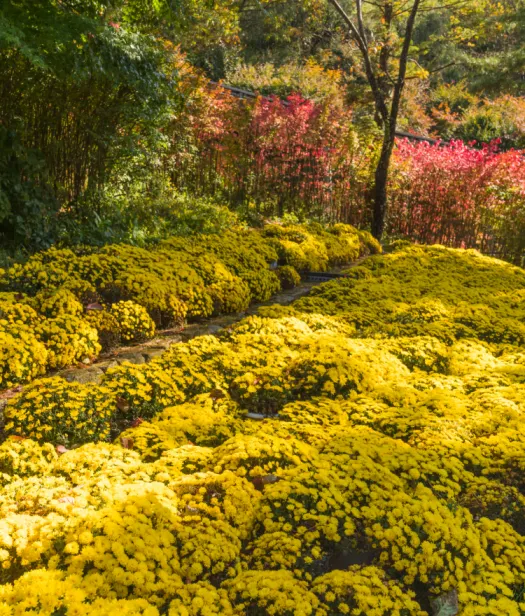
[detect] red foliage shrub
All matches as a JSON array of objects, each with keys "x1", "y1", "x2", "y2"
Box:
[{"x1": 389, "y1": 139, "x2": 525, "y2": 261}]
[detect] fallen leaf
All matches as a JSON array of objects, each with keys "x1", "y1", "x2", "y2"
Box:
[{"x1": 251, "y1": 475, "x2": 281, "y2": 490}]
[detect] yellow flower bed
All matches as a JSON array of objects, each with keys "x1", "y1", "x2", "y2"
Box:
[
  {"x1": 0, "y1": 224, "x2": 371, "y2": 390},
  {"x1": 2, "y1": 243, "x2": 525, "y2": 614}
]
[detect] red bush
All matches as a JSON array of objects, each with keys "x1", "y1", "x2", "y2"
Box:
[{"x1": 389, "y1": 139, "x2": 525, "y2": 261}]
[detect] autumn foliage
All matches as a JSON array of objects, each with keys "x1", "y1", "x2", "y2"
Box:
[
  {"x1": 169, "y1": 76, "x2": 525, "y2": 262},
  {"x1": 170, "y1": 83, "x2": 374, "y2": 224},
  {"x1": 390, "y1": 139, "x2": 525, "y2": 261}
]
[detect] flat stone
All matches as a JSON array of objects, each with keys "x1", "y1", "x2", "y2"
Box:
[
  {"x1": 207, "y1": 325, "x2": 223, "y2": 334},
  {"x1": 180, "y1": 327, "x2": 207, "y2": 340},
  {"x1": 60, "y1": 367, "x2": 104, "y2": 384},
  {"x1": 143, "y1": 348, "x2": 167, "y2": 361},
  {"x1": 158, "y1": 337, "x2": 180, "y2": 347},
  {"x1": 430, "y1": 590, "x2": 458, "y2": 616},
  {"x1": 116, "y1": 352, "x2": 146, "y2": 365},
  {"x1": 95, "y1": 360, "x2": 119, "y2": 372}
]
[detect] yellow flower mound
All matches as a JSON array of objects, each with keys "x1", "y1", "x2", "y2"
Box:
[
  {"x1": 52, "y1": 443, "x2": 143, "y2": 485},
  {"x1": 32, "y1": 288, "x2": 84, "y2": 318},
  {"x1": 223, "y1": 569, "x2": 321, "y2": 616},
  {"x1": 0, "y1": 327, "x2": 48, "y2": 390},
  {"x1": 4, "y1": 377, "x2": 115, "y2": 446},
  {"x1": 171, "y1": 470, "x2": 261, "y2": 540},
  {"x1": 0, "y1": 569, "x2": 161, "y2": 615},
  {"x1": 149, "y1": 445, "x2": 213, "y2": 477},
  {"x1": 110, "y1": 301, "x2": 156, "y2": 343},
  {"x1": 104, "y1": 361, "x2": 185, "y2": 423},
  {"x1": 0, "y1": 438, "x2": 57, "y2": 484},
  {"x1": 0, "y1": 301, "x2": 41, "y2": 327},
  {"x1": 84, "y1": 309, "x2": 122, "y2": 351},
  {"x1": 167, "y1": 581, "x2": 233, "y2": 615},
  {"x1": 35, "y1": 315, "x2": 101, "y2": 369},
  {"x1": 61, "y1": 493, "x2": 184, "y2": 603},
  {"x1": 208, "y1": 432, "x2": 318, "y2": 478},
  {"x1": 312, "y1": 565, "x2": 425, "y2": 615}
]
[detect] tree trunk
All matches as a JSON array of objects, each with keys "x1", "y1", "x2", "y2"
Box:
[{"x1": 372, "y1": 134, "x2": 395, "y2": 240}]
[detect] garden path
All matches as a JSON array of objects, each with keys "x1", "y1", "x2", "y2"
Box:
[{"x1": 0, "y1": 260, "x2": 366, "y2": 417}]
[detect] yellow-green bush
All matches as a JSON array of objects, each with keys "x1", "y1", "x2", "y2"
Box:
[
  {"x1": 263, "y1": 222, "x2": 377, "y2": 272},
  {"x1": 276, "y1": 265, "x2": 301, "y2": 289}
]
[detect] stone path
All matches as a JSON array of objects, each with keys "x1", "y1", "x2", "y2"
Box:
[
  {"x1": 56, "y1": 279, "x2": 321, "y2": 385},
  {"x1": 0, "y1": 260, "x2": 365, "y2": 407}
]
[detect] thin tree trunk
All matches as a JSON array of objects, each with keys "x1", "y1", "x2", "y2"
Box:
[{"x1": 372, "y1": 133, "x2": 395, "y2": 239}]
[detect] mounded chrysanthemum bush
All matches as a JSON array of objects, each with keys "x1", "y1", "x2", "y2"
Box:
[
  {"x1": 0, "y1": 223, "x2": 372, "y2": 390},
  {"x1": 2, "y1": 244, "x2": 525, "y2": 615}
]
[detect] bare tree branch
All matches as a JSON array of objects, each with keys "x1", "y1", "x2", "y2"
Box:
[
  {"x1": 326, "y1": 0, "x2": 365, "y2": 48},
  {"x1": 389, "y1": 0, "x2": 421, "y2": 135},
  {"x1": 394, "y1": 0, "x2": 467, "y2": 16},
  {"x1": 327, "y1": 0, "x2": 389, "y2": 122},
  {"x1": 356, "y1": 0, "x2": 367, "y2": 43}
]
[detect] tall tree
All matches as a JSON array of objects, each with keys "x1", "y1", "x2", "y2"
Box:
[{"x1": 326, "y1": 0, "x2": 469, "y2": 239}]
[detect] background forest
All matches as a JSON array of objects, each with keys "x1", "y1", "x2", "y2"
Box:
[{"x1": 1, "y1": 0, "x2": 525, "y2": 261}]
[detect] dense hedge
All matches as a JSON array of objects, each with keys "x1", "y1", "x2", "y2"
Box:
[
  {"x1": 1, "y1": 244, "x2": 525, "y2": 614},
  {"x1": 0, "y1": 223, "x2": 377, "y2": 390}
]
